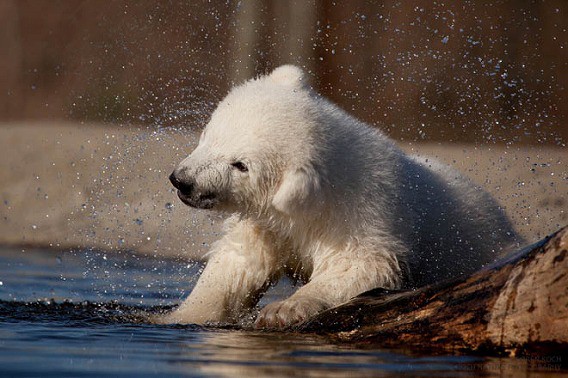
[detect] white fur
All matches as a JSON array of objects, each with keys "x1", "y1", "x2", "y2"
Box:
[{"x1": 158, "y1": 65, "x2": 521, "y2": 328}]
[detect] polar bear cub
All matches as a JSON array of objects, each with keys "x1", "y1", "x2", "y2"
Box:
[{"x1": 160, "y1": 65, "x2": 520, "y2": 328}]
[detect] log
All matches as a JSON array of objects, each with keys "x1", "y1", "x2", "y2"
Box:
[{"x1": 299, "y1": 226, "x2": 568, "y2": 356}]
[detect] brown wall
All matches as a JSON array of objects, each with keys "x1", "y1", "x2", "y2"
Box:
[{"x1": 1, "y1": 0, "x2": 566, "y2": 144}]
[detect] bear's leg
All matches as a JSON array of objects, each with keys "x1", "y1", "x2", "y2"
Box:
[
  {"x1": 156, "y1": 218, "x2": 281, "y2": 325},
  {"x1": 255, "y1": 247, "x2": 404, "y2": 329}
]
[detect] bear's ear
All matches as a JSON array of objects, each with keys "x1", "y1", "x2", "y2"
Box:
[
  {"x1": 269, "y1": 65, "x2": 306, "y2": 88},
  {"x1": 272, "y1": 165, "x2": 320, "y2": 215}
]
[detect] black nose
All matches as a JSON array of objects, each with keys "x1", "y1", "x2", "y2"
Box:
[{"x1": 169, "y1": 171, "x2": 194, "y2": 195}]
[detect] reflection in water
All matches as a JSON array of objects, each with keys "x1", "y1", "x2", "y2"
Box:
[{"x1": 177, "y1": 331, "x2": 406, "y2": 377}]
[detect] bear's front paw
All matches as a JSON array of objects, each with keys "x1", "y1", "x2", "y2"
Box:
[{"x1": 254, "y1": 297, "x2": 328, "y2": 329}]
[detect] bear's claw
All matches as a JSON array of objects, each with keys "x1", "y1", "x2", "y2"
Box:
[{"x1": 254, "y1": 297, "x2": 327, "y2": 330}]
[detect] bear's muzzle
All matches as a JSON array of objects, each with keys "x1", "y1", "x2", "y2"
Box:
[{"x1": 169, "y1": 171, "x2": 218, "y2": 209}]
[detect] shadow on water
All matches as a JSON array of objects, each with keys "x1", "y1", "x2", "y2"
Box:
[
  {"x1": 1, "y1": 245, "x2": 566, "y2": 377},
  {"x1": 0, "y1": 299, "x2": 169, "y2": 325}
]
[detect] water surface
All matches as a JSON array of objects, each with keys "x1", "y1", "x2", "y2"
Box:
[{"x1": 0, "y1": 246, "x2": 564, "y2": 377}]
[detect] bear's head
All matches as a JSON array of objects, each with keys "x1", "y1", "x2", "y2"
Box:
[{"x1": 170, "y1": 65, "x2": 322, "y2": 215}]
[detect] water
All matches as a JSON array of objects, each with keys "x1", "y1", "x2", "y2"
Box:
[{"x1": 0, "y1": 246, "x2": 565, "y2": 377}]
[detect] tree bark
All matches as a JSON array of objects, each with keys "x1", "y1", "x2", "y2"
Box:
[{"x1": 299, "y1": 226, "x2": 568, "y2": 356}]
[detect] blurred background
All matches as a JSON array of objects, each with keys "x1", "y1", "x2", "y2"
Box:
[
  {"x1": 0, "y1": 0, "x2": 566, "y2": 258},
  {"x1": 1, "y1": 0, "x2": 566, "y2": 143}
]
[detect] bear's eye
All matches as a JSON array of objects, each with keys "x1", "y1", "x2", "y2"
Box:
[{"x1": 231, "y1": 161, "x2": 248, "y2": 173}]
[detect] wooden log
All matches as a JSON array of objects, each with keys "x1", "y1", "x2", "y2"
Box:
[{"x1": 299, "y1": 226, "x2": 568, "y2": 356}]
